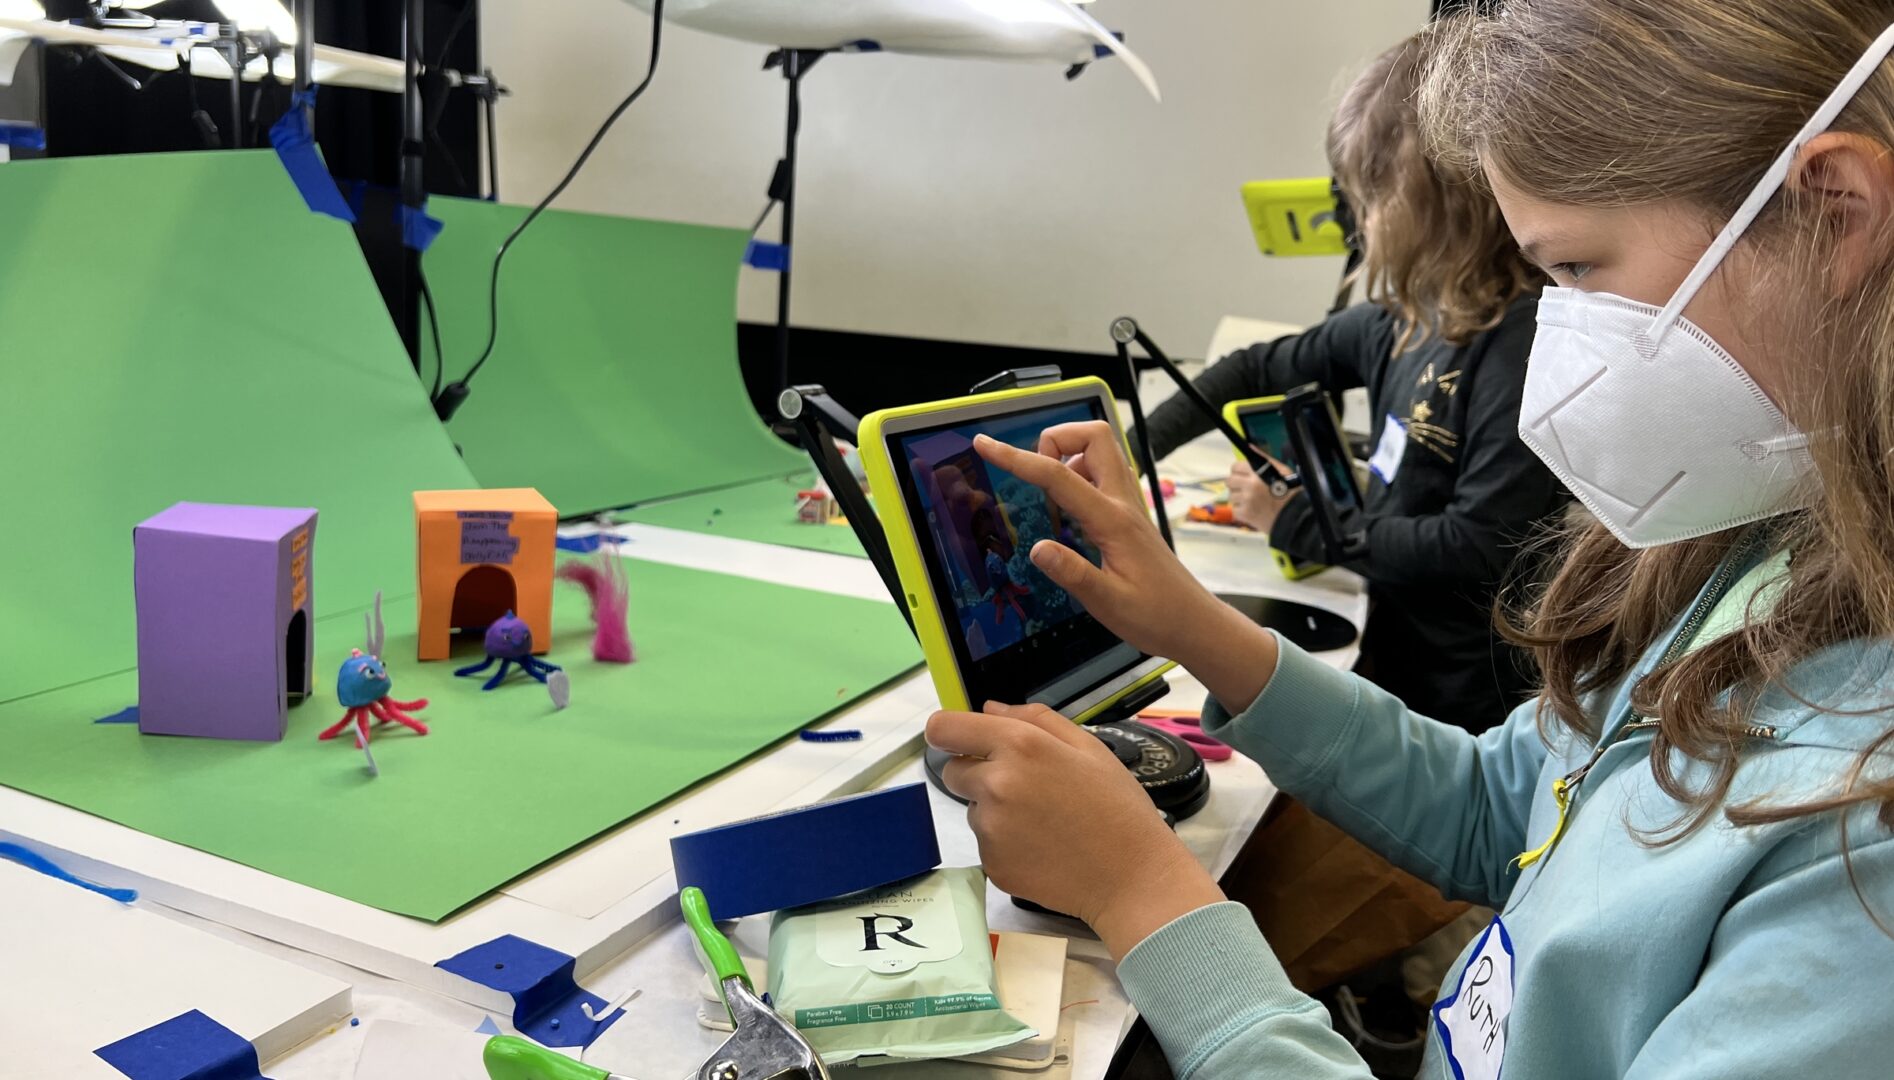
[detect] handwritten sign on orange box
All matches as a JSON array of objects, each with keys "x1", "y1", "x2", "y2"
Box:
[{"x1": 413, "y1": 488, "x2": 557, "y2": 662}]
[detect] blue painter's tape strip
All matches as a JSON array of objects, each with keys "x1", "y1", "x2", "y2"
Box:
[
  {"x1": 95, "y1": 1009, "x2": 268, "y2": 1080},
  {"x1": 401, "y1": 203, "x2": 445, "y2": 252},
  {"x1": 267, "y1": 87, "x2": 356, "y2": 224},
  {"x1": 799, "y1": 729, "x2": 863, "y2": 743},
  {"x1": 436, "y1": 935, "x2": 623, "y2": 1049},
  {"x1": 96, "y1": 705, "x2": 141, "y2": 724},
  {"x1": 0, "y1": 121, "x2": 46, "y2": 150},
  {"x1": 343, "y1": 179, "x2": 370, "y2": 220},
  {"x1": 555, "y1": 534, "x2": 627, "y2": 554},
  {"x1": 0, "y1": 841, "x2": 138, "y2": 903},
  {"x1": 670, "y1": 783, "x2": 940, "y2": 920},
  {"x1": 743, "y1": 239, "x2": 791, "y2": 272}
]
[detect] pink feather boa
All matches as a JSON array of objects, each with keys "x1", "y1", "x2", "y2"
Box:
[{"x1": 555, "y1": 552, "x2": 635, "y2": 663}]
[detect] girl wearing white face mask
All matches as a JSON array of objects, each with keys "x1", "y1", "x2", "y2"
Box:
[{"x1": 925, "y1": 3, "x2": 1894, "y2": 1078}]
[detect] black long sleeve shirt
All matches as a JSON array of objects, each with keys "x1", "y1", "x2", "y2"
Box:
[{"x1": 1146, "y1": 298, "x2": 1566, "y2": 730}]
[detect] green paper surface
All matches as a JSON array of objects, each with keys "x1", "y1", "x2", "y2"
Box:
[
  {"x1": 0, "y1": 151, "x2": 475, "y2": 705},
  {"x1": 620, "y1": 476, "x2": 869, "y2": 558},
  {"x1": 0, "y1": 557, "x2": 918, "y2": 921},
  {"x1": 0, "y1": 152, "x2": 920, "y2": 920},
  {"x1": 424, "y1": 198, "x2": 804, "y2": 517}
]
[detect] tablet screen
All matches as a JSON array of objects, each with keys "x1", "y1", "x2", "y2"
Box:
[
  {"x1": 1236, "y1": 408, "x2": 1297, "y2": 470},
  {"x1": 889, "y1": 398, "x2": 1145, "y2": 707},
  {"x1": 1285, "y1": 393, "x2": 1364, "y2": 513}
]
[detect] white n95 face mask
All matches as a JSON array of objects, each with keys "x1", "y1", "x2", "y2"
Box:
[
  {"x1": 1519, "y1": 22, "x2": 1894, "y2": 549},
  {"x1": 1522, "y1": 288, "x2": 1812, "y2": 548}
]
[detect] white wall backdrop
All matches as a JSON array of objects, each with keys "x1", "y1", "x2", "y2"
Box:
[{"x1": 483, "y1": 1, "x2": 1427, "y2": 355}]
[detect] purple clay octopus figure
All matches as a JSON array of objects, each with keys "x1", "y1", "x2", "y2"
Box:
[{"x1": 454, "y1": 610, "x2": 563, "y2": 691}]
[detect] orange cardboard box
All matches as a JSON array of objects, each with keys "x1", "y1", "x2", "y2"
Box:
[{"x1": 413, "y1": 488, "x2": 556, "y2": 661}]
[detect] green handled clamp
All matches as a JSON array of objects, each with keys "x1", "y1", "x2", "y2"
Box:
[
  {"x1": 483, "y1": 889, "x2": 828, "y2": 1080},
  {"x1": 682, "y1": 886, "x2": 831, "y2": 1080},
  {"x1": 482, "y1": 1037, "x2": 622, "y2": 1080}
]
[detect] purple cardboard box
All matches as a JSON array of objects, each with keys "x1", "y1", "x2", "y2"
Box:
[{"x1": 133, "y1": 503, "x2": 318, "y2": 741}]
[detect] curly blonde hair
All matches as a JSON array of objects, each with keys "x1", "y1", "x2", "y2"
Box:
[{"x1": 1329, "y1": 28, "x2": 1542, "y2": 357}]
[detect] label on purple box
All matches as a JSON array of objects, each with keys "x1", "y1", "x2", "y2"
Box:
[{"x1": 458, "y1": 511, "x2": 519, "y2": 565}]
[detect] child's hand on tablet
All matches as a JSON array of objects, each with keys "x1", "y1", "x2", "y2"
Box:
[
  {"x1": 926, "y1": 700, "x2": 1224, "y2": 959},
  {"x1": 973, "y1": 425, "x2": 1279, "y2": 712},
  {"x1": 972, "y1": 425, "x2": 1205, "y2": 657}
]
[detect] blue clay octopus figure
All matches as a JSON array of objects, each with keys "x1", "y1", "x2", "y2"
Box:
[{"x1": 454, "y1": 611, "x2": 563, "y2": 690}]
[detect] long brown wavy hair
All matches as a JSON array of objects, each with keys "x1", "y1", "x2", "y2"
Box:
[
  {"x1": 1329, "y1": 29, "x2": 1543, "y2": 358},
  {"x1": 1422, "y1": 0, "x2": 1894, "y2": 844}
]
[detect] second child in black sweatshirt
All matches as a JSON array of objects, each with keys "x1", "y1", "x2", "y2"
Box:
[{"x1": 1145, "y1": 297, "x2": 1566, "y2": 730}]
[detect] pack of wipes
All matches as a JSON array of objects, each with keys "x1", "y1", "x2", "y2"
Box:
[{"x1": 767, "y1": 867, "x2": 1034, "y2": 1065}]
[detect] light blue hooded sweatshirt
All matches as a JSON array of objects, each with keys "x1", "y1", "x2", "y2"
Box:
[{"x1": 1118, "y1": 535, "x2": 1894, "y2": 1078}]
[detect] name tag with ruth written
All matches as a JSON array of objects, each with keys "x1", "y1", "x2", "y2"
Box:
[{"x1": 1432, "y1": 916, "x2": 1514, "y2": 1080}]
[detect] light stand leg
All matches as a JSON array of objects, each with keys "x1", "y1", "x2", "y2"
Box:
[
  {"x1": 399, "y1": 0, "x2": 426, "y2": 366},
  {"x1": 773, "y1": 50, "x2": 807, "y2": 396},
  {"x1": 293, "y1": 0, "x2": 314, "y2": 101},
  {"x1": 483, "y1": 72, "x2": 500, "y2": 200},
  {"x1": 221, "y1": 33, "x2": 243, "y2": 149}
]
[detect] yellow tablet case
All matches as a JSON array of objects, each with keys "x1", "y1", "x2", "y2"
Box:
[
  {"x1": 1222, "y1": 395, "x2": 1328, "y2": 581},
  {"x1": 858, "y1": 377, "x2": 1174, "y2": 718},
  {"x1": 1241, "y1": 177, "x2": 1351, "y2": 258}
]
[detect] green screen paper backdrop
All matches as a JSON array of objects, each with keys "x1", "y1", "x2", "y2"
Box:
[
  {"x1": 619, "y1": 476, "x2": 869, "y2": 558},
  {"x1": 0, "y1": 151, "x2": 476, "y2": 705},
  {"x1": 424, "y1": 197, "x2": 806, "y2": 517},
  {"x1": 0, "y1": 152, "x2": 919, "y2": 919}
]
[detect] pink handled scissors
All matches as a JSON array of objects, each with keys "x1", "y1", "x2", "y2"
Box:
[{"x1": 1135, "y1": 709, "x2": 1234, "y2": 762}]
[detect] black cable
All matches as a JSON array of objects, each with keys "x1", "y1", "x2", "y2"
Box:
[
  {"x1": 749, "y1": 198, "x2": 777, "y2": 236},
  {"x1": 417, "y1": 269, "x2": 446, "y2": 399},
  {"x1": 433, "y1": 0, "x2": 665, "y2": 421},
  {"x1": 432, "y1": 0, "x2": 476, "y2": 71},
  {"x1": 422, "y1": 2, "x2": 473, "y2": 193}
]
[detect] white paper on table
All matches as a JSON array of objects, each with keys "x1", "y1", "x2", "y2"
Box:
[{"x1": 0, "y1": 859, "x2": 350, "y2": 1079}]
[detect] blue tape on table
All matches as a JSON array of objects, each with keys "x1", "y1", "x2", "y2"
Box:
[
  {"x1": 435, "y1": 935, "x2": 623, "y2": 1049},
  {"x1": 799, "y1": 729, "x2": 863, "y2": 743},
  {"x1": 743, "y1": 239, "x2": 791, "y2": 272},
  {"x1": 0, "y1": 841, "x2": 138, "y2": 903},
  {"x1": 267, "y1": 88, "x2": 356, "y2": 224},
  {"x1": 671, "y1": 783, "x2": 941, "y2": 920},
  {"x1": 96, "y1": 705, "x2": 141, "y2": 724},
  {"x1": 556, "y1": 534, "x2": 627, "y2": 554},
  {"x1": 95, "y1": 1009, "x2": 270, "y2": 1080}
]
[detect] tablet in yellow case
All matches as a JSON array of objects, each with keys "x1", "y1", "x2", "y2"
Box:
[
  {"x1": 1223, "y1": 395, "x2": 1327, "y2": 580},
  {"x1": 1241, "y1": 177, "x2": 1351, "y2": 257},
  {"x1": 858, "y1": 377, "x2": 1173, "y2": 718}
]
